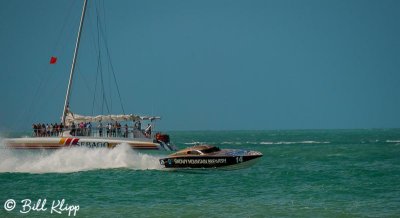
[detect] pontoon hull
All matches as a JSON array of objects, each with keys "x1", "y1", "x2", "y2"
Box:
[{"x1": 3, "y1": 137, "x2": 171, "y2": 150}]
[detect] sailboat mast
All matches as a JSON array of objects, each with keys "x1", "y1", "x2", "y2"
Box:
[{"x1": 61, "y1": 0, "x2": 88, "y2": 125}]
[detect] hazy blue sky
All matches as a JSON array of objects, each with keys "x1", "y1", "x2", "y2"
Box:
[{"x1": 0, "y1": 0, "x2": 399, "y2": 131}]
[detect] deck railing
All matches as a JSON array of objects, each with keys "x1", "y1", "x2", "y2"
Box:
[{"x1": 32, "y1": 126, "x2": 153, "y2": 139}]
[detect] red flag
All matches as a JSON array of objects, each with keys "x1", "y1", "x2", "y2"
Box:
[{"x1": 50, "y1": 56, "x2": 57, "y2": 64}]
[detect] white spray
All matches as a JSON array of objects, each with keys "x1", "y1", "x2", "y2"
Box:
[{"x1": 0, "y1": 139, "x2": 163, "y2": 173}]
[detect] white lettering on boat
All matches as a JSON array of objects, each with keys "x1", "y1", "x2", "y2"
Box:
[
  {"x1": 75, "y1": 142, "x2": 109, "y2": 148},
  {"x1": 173, "y1": 158, "x2": 227, "y2": 165}
]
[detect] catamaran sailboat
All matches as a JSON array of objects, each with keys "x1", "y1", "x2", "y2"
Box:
[{"x1": 3, "y1": 0, "x2": 175, "y2": 151}]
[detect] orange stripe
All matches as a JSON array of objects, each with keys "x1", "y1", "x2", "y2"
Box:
[{"x1": 59, "y1": 138, "x2": 66, "y2": 144}]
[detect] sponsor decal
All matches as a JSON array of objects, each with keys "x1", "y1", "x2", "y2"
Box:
[
  {"x1": 76, "y1": 141, "x2": 109, "y2": 148},
  {"x1": 58, "y1": 138, "x2": 109, "y2": 148},
  {"x1": 173, "y1": 158, "x2": 227, "y2": 165},
  {"x1": 59, "y1": 138, "x2": 80, "y2": 146}
]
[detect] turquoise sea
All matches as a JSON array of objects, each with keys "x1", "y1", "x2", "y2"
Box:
[{"x1": 1, "y1": 129, "x2": 400, "y2": 217}]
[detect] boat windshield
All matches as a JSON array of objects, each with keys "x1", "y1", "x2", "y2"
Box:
[{"x1": 201, "y1": 146, "x2": 221, "y2": 153}]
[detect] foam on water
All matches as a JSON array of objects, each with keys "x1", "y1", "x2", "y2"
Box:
[
  {"x1": 385, "y1": 140, "x2": 400, "y2": 145},
  {"x1": 0, "y1": 139, "x2": 163, "y2": 173},
  {"x1": 259, "y1": 141, "x2": 330, "y2": 145},
  {"x1": 183, "y1": 141, "x2": 204, "y2": 145}
]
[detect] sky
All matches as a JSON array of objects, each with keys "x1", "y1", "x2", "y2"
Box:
[{"x1": 0, "y1": 0, "x2": 399, "y2": 131}]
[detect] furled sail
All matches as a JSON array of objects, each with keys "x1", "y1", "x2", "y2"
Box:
[{"x1": 65, "y1": 111, "x2": 160, "y2": 126}]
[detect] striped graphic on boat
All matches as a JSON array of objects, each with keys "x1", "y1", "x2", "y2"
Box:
[{"x1": 59, "y1": 138, "x2": 80, "y2": 146}]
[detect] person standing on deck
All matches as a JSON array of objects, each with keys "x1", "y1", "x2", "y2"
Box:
[
  {"x1": 79, "y1": 122, "x2": 85, "y2": 136},
  {"x1": 71, "y1": 123, "x2": 76, "y2": 136},
  {"x1": 124, "y1": 124, "x2": 128, "y2": 138},
  {"x1": 32, "y1": 124, "x2": 37, "y2": 136},
  {"x1": 60, "y1": 123, "x2": 64, "y2": 136},
  {"x1": 41, "y1": 124, "x2": 45, "y2": 137},
  {"x1": 115, "y1": 122, "x2": 119, "y2": 137},
  {"x1": 112, "y1": 122, "x2": 116, "y2": 137},
  {"x1": 145, "y1": 124, "x2": 152, "y2": 138},
  {"x1": 88, "y1": 122, "x2": 92, "y2": 136},
  {"x1": 98, "y1": 122, "x2": 103, "y2": 137},
  {"x1": 107, "y1": 123, "x2": 111, "y2": 137},
  {"x1": 50, "y1": 124, "x2": 54, "y2": 136}
]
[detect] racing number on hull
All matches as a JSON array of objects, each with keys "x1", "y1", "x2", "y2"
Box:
[{"x1": 236, "y1": 156, "x2": 243, "y2": 163}]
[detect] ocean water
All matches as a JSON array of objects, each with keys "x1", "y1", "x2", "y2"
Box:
[{"x1": 0, "y1": 129, "x2": 400, "y2": 217}]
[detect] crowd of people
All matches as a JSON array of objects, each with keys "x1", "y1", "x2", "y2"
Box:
[
  {"x1": 97, "y1": 122, "x2": 127, "y2": 138},
  {"x1": 32, "y1": 123, "x2": 64, "y2": 137},
  {"x1": 32, "y1": 121, "x2": 152, "y2": 138},
  {"x1": 70, "y1": 122, "x2": 92, "y2": 136}
]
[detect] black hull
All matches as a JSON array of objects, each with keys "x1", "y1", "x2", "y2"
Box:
[{"x1": 160, "y1": 155, "x2": 262, "y2": 169}]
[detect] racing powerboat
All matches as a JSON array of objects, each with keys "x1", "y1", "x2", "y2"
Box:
[{"x1": 159, "y1": 145, "x2": 262, "y2": 169}]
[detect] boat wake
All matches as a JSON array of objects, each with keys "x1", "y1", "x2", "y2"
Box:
[
  {"x1": 218, "y1": 141, "x2": 331, "y2": 145},
  {"x1": 259, "y1": 141, "x2": 331, "y2": 145},
  {"x1": 0, "y1": 140, "x2": 163, "y2": 173}
]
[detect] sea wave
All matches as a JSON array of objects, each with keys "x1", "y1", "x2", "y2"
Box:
[
  {"x1": 183, "y1": 141, "x2": 205, "y2": 145},
  {"x1": 386, "y1": 140, "x2": 400, "y2": 143},
  {"x1": 185, "y1": 140, "x2": 331, "y2": 146},
  {"x1": 259, "y1": 141, "x2": 330, "y2": 145},
  {"x1": 220, "y1": 141, "x2": 255, "y2": 145},
  {"x1": 221, "y1": 141, "x2": 260, "y2": 145},
  {"x1": 0, "y1": 142, "x2": 163, "y2": 173}
]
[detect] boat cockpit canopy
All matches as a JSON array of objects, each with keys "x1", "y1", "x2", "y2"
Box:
[
  {"x1": 201, "y1": 146, "x2": 221, "y2": 153},
  {"x1": 171, "y1": 145, "x2": 221, "y2": 156}
]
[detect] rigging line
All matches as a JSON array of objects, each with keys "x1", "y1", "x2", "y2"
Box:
[
  {"x1": 102, "y1": 0, "x2": 107, "y2": 38},
  {"x1": 100, "y1": 0, "x2": 108, "y2": 55},
  {"x1": 74, "y1": 67, "x2": 101, "y2": 109},
  {"x1": 67, "y1": 1, "x2": 102, "y2": 116},
  {"x1": 67, "y1": 9, "x2": 98, "y2": 106},
  {"x1": 94, "y1": 0, "x2": 111, "y2": 114},
  {"x1": 98, "y1": 47, "x2": 108, "y2": 115},
  {"x1": 58, "y1": 54, "x2": 78, "y2": 106},
  {"x1": 100, "y1": 50, "x2": 104, "y2": 114},
  {"x1": 51, "y1": 0, "x2": 78, "y2": 55},
  {"x1": 93, "y1": 26, "x2": 104, "y2": 115},
  {"x1": 106, "y1": 43, "x2": 125, "y2": 115},
  {"x1": 97, "y1": 17, "x2": 107, "y2": 115},
  {"x1": 40, "y1": 12, "x2": 83, "y2": 121},
  {"x1": 96, "y1": 1, "x2": 126, "y2": 115},
  {"x1": 96, "y1": 3, "x2": 110, "y2": 115},
  {"x1": 101, "y1": 29, "x2": 126, "y2": 115},
  {"x1": 100, "y1": 62, "x2": 111, "y2": 115},
  {"x1": 95, "y1": 0, "x2": 105, "y2": 115},
  {"x1": 85, "y1": 1, "x2": 103, "y2": 115},
  {"x1": 74, "y1": 2, "x2": 102, "y2": 116},
  {"x1": 86, "y1": 2, "x2": 100, "y2": 56},
  {"x1": 56, "y1": 2, "x2": 83, "y2": 70},
  {"x1": 14, "y1": 2, "x2": 78, "y2": 129},
  {"x1": 19, "y1": 62, "x2": 55, "y2": 129},
  {"x1": 91, "y1": 58, "x2": 100, "y2": 116},
  {"x1": 107, "y1": 54, "x2": 112, "y2": 113},
  {"x1": 27, "y1": 66, "x2": 67, "y2": 126}
]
